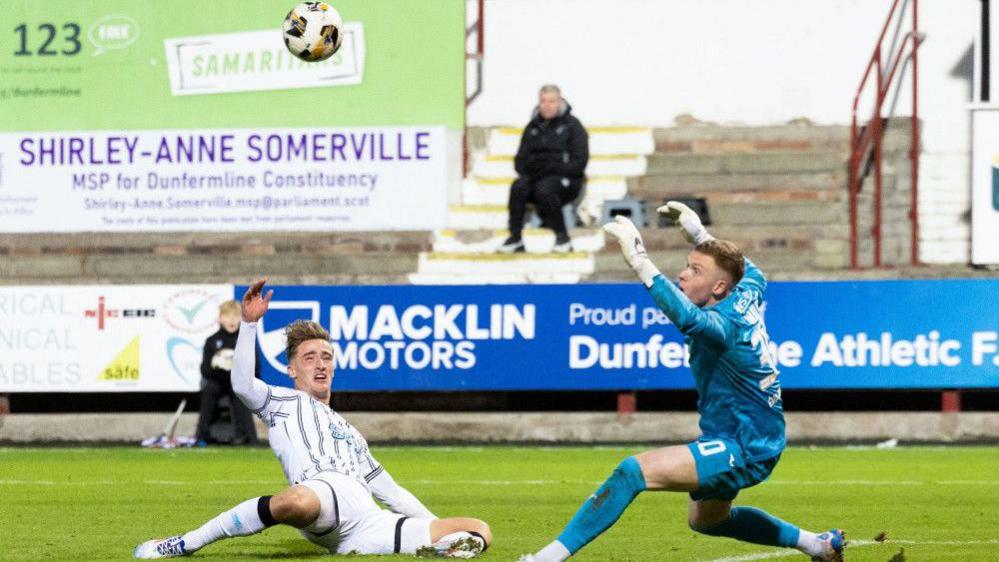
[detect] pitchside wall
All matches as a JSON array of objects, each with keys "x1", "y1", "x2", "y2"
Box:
[{"x1": 467, "y1": 0, "x2": 979, "y2": 264}]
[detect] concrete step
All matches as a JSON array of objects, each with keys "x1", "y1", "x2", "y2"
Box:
[
  {"x1": 473, "y1": 154, "x2": 647, "y2": 178},
  {"x1": 588, "y1": 262, "x2": 991, "y2": 283},
  {"x1": 447, "y1": 204, "x2": 509, "y2": 230},
  {"x1": 0, "y1": 253, "x2": 420, "y2": 283},
  {"x1": 432, "y1": 228, "x2": 605, "y2": 253},
  {"x1": 599, "y1": 225, "x2": 849, "y2": 254},
  {"x1": 653, "y1": 124, "x2": 852, "y2": 144},
  {"x1": 487, "y1": 126, "x2": 654, "y2": 157},
  {"x1": 632, "y1": 189, "x2": 845, "y2": 216},
  {"x1": 0, "y1": 231, "x2": 433, "y2": 256},
  {"x1": 416, "y1": 251, "x2": 594, "y2": 276},
  {"x1": 462, "y1": 175, "x2": 627, "y2": 206},
  {"x1": 707, "y1": 199, "x2": 847, "y2": 226},
  {"x1": 448, "y1": 198, "x2": 846, "y2": 231},
  {"x1": 628, "y1": 171, "x2": 845, "y2": 196},
  {"x1": 651, "y1": 123, "x2": 909, "y2": 150},
  {"x1": 645, "y1": 152, "x2": 846, "y2": 175},
  {"x1": 595, "y1": 248, "x2": 848, "y2": 277},
  {"x1": 408, "y1": 272, "x2": 583, "y2": 285}
]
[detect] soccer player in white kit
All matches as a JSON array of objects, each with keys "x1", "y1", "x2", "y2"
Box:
[{"x1": 135, "y1": 280, "x2": 492, "y2": 559}]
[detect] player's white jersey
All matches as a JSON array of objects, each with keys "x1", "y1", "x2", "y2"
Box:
[{"x1": 252, "y1": 384, "x2": 382, "y2": 488}]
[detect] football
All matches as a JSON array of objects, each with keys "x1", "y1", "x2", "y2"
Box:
[{"x1": 282, "y1": 2, "x2": 344, "y2": 62}]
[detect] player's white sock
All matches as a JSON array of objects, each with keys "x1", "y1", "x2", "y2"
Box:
[
  {"x1": 795, "y1": 529, "x2": 827, "y2": 557},
  {"x1": 534, "y1": 540, "x2": 571, "y2": 562},
  {"x1": 181, "y1": 496, "x2": 277, "y2": 552}
]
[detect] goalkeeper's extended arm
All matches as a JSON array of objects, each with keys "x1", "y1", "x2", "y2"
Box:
[
  {"x1": 602, "y1": 215, "x2": 662, "y2": 287},
  {"x1": 657, "y1": 201, "x2": 714, "y2": 246}
]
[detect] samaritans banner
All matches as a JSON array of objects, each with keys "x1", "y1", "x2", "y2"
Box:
[{"x1": 0, "y1": 1, "x2": 463, "y2": 232}]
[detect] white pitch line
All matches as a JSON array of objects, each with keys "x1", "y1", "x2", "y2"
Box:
[
  {"x1": 704, "y1": 541, "x2": 876, "y2": 562},
  {"x1": 704, "y1": 539, "x2": 999, "y2": 562},
  {"x1": 1, "y1": 478, "x2": 998, "y2": 487}
]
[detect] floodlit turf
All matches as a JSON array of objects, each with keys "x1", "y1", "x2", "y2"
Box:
[{"x1": 2, "y1": 446, "x2": 998, "y2": 561}]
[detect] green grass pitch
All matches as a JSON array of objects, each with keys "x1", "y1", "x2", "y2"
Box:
[{"x1": 2, "y1": 446, "x2": 997, "y2": 560}]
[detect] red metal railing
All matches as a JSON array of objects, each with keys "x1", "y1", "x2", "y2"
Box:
[
  {"x1": 849, "y1": 0, "x2": 923, "y2": 268},
  {"x1": 463, "y1": 0, "x2": 485, "y2": 177}
]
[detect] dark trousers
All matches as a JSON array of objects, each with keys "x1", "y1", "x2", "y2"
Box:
[
  {"x1": 195, "y1": 379, "x2": 258, "y2": 444},
  {"x1": 507, "y1": 175, "x2": 583, "y2": 238}
]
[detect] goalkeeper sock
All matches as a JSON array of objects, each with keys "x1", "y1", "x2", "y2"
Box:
[
  {"x1": 695, "y1": 506, "x2": 799, "y2": 548},
  {"x1": 556, "y1": 456, "x2": 647, "y2": 555},
  {"x1": 182, "y1": 496, "x2": 278, "y2": 551}
]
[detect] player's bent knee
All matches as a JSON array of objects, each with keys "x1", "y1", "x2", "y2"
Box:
[
  {"x1": 468, "y1": 519, "x2": 492, "y2": 545},
  {"x1": 430, "y1": 517, "x2": 492, "y2": 546},
  {"x1": 689, "y1": 517, "x2": 726, "y2": 535},
  {"x1": 269, "y1": 486, "x2": 321, "y2": 527}
]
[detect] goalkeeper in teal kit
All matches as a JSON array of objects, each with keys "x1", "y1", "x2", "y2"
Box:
[{"x1": 521, "y1": 203, "x2": 845, "y2": 562}]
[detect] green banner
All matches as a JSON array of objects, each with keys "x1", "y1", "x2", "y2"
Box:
[{"x1": 0, "y1": 1, "x2": 464, "y2": 131}]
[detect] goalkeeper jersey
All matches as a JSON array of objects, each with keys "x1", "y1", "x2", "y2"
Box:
[{"x1": 646, "y1": 258, "x2": 786, "y2": 462}]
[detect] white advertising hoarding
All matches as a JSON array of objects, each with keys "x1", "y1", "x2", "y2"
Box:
[
  {"x1": 0, "y1": 126, "x2": 447, "y2": 232},
  {"x1": 971, "y1": 108, "x2": 999, "y2": 265},
  {"x1": 0, "y1": 285, "x2": 232, "y2": 392}
]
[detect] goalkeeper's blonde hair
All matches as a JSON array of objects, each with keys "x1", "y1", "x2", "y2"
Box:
[
  {"x1": 694, "y1": 239, "x2": 745, "y2": 286},
  {"x1": 285, "y1": 320, "x2": 331, "y2": 361}
]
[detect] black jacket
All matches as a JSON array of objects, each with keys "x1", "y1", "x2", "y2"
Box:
[
  {"x1": 514, "y1": 101, "x2": 589, "y2": 180},
  {"x1": 200, "y1": 327, "x2": 259, "y2": 385}
]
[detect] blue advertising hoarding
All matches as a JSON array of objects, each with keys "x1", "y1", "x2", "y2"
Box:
[{"x1": 239, "y1": 279, "x2": 999, "y2": 391}]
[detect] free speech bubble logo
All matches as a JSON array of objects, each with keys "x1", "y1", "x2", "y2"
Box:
[{"x1": 88, "y1": 15, "x2": 139, "y2": 56}]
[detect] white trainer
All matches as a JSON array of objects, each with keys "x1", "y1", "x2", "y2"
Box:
[{"x1": 133, "y1": 536, "x2": 188, "y2": 559}]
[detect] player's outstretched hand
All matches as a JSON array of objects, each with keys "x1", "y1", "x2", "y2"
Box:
[
  {"x1": 603, "y1": 215, "x2": 649, "y2": 269},
  {"x1": 241, "y1": 279, "x2": 273, "y2": 323},
  {"x1": 603, "y1": 216, "x2": 662, "y2": 285},
  {"x1": 657, "y1": 201, "x2": 712, "y2": 245}
]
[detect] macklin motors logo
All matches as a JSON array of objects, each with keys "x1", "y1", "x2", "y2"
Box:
[{"x1": 84, "y1": 296, "x2": 156, "y2": 330}]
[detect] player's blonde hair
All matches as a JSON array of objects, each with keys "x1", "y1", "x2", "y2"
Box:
[
  {"x1": 285, "y1": 320, "x2": 331, "y2": 361},
  {"x1": 693, "y1": 239, "x2": 745, "y2": 286},
  {"x1": 219, "y1": 300, "x2": 240, "y2": 315}
]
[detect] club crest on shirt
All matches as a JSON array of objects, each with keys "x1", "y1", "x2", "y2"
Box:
[
  {"x1": 329, "y1": 422, "x2": 359, "y2": 449},
  {"x1": 330, "y1": 423, "x2": 347, "y2": 440}
]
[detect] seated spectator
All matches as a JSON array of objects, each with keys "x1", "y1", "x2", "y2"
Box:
[
  {"x1": 498, "y1": 84, "x2": 589, "y2": 254},
  {"x1": 195, "y1": 300, "x2": 258, "y2": 445}
]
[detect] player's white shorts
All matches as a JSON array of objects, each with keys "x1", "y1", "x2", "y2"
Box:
[{"x1": 298, "y1": 470, "x2": 434, "y2": 555}]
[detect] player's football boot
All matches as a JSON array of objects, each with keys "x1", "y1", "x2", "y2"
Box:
[
  {"x1": 416, "y1": 532, "x2": 486, "y2": 558},
  {"x1": 133, "y1": 536, "x2": 188, "y2": 559},
  {"x1": 812, "y1": 529, "x2": 846, "y2": 561},
  {"x1": 517, "y1": 555, "x2": 538, "y2": 561}
]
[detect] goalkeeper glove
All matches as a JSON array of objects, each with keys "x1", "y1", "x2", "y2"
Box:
[
  {"x1": 602, "y1": 215, "x2": 662, "y2": 287},
  {"x1": 657, "y1": 201, "x2": 714, "y2": 245}
]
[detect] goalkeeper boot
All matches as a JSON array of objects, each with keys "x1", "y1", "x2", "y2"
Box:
[
  {"x1": 497, "y1": 235, "x2": 525, "y2": 254},
  {"x1": 811, "y1": 529, "x2": 846, "y2": 562},
  {"x1": 133, "y1": 536, "x2": 188, "y2": 559}
]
